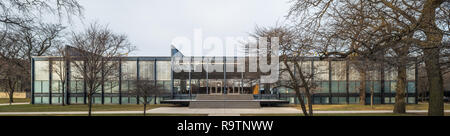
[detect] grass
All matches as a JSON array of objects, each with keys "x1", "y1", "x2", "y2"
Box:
[
  {"x1": 242, "y1": 113, "x2": 450, "y2": 116},
  {"x1": 0, "y1": 113, "x2": 207, "y2": 116},
  {"x1": 0, "y1": 98, "x2": 31, "y2": 104},
  {"x1": 290, "y1": 103, "x2": 450, "y2": 111},
  {"x1": 0, "y1": 104, "x2": 178, "y2": 112}
]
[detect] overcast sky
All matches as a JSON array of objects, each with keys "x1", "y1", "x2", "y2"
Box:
[{"x1": 74, "y1": 0, "x2": 292, "y2": 56}]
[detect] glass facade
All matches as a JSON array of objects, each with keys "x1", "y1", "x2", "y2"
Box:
[{"x1": 31, "y1": 56, "x2": 418, "y2": 105}]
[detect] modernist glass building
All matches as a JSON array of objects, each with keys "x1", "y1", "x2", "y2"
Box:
[{"x1": 31, "y1": 48, "x2": 418, "y2": 105}]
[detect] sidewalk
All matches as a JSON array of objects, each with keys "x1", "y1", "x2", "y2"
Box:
[
  {"x1": 0, "y1": 107, "x2": 448, "y2": 116},
  {"x1": 0, "y1": 103, "x2": 30, "y2": 106}
]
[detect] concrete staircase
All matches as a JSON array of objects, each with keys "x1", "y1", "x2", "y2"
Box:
[{"x1": 189, "y1": 94, "x2": 261, "y2": 108}]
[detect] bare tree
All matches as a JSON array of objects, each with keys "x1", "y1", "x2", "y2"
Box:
[
  {"x1": 50, "y1": 45, "x2": 70, "y2": 106},
  {"x1": 0, "y1": 32, "x2": 28, "y2": 105},
  {"x1": 132, "y1": 79, "x2": 165, "y2": 116},
  {"x1": 288, "y1": 0, "x2": 449, "y2": 115},
  {"x1": 249, "y1": 25, "x2": 317, "y2": 116},
  {"x1": 69, "y1": 23, "x2": 134, "y2": 116}
]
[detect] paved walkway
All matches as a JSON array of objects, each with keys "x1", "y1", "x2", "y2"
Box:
[
  {"x1": 0, "y1": 111, "x2": 144, "y2": 115},
  {"x1": 0, "y1": 103, "x2": 29, "y2": 106},
  {"x1": 147, "y1": 107, "x2": 450, "y2": 116},
  {"x1": 0, "y1": 107, "x2": 448, "y2": 116}
]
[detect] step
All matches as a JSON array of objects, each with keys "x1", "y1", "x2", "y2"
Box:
[{"x1": 189, "y1": 94, "x2": 260, "y2": 108}]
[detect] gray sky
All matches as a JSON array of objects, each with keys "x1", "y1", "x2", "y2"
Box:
[{"x1": 75, "y1": 0, "x2": 291, "y2": 56}]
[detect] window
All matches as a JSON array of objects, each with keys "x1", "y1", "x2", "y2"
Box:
[
  {"x1": 35, "y1": 81, "x2": 42, "y2": 93},
  {"x1": 313, "y1": 61, "x2": 329, "y2": 81},
  {"x1": 139, "y1": 61, "x2": 155, "y2": 80},
  {"x1": 348, "y1": 63, "x2": 361, "y2": 80},
  {"x1": 408, "y1": 82, "x2": 416, "y2": 93},
  {"x1": 156, "y1": 61, "x2": 171, "y2": 80},
  {"x1": 42, "y1": 81, "x2": 50, "y2": 93},
  {"x1": 339, "y1": 81, "x2": 346, "y2": 93},
  {"x1": 35, "y1": 61, "x2": 49, "y2": 81},
  {"x1": 331, "y1": 61, "x2": 346, "y2": 80},
  {"x1": 349, "y1": 81, "x2": 360, "y2": 93},
  {"x1": 122, "y1": 61, "x2": 137, "y2": 80}
]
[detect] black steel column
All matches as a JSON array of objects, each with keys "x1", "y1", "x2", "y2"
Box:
[
  {"x1": 223, "y1": 57, "x2": 226, "y2": 94},
  {"x1": 346, "y1": 60, "x2": 350, "y2": 104},
  {"x1": 101, "y1": 59, "x2": 105, "y2": 104},
  {"x1": 380, "y1": 62, "x2": 385, "y2": 104},
  {"x1": 49, "y1": 59, "x2": 52, "y2": 104},
  {"x1": 118, "y1": 60, "x2": 122, "y2": 104},
  {"x1": 328, "y1": 59, "x2": 332, "y2": 104},
  {"x1": 415, "y1": 60, "x2": 418, "y2": 104},
  {"x1": 31, "y1": 58, "x2": 35, "y2": 104},
  {"x1": 136, "y1": 58, "x2": 140, "y2": 104},
  {"x1": 66, "y1": 58, "x2": 71, "y2": 105}
]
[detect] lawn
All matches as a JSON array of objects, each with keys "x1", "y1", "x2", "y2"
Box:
[
  {"x1": 291, "y1": 103, "x2": 450, "y2": 111},
  {"x1": 0, "y1": 104, "x2": 178, "y2": 112},
  {"x1": 0, "y1": 98, "x2": 31, "y2": 104},
  {"x1": 0, "y1": 113, "x2": 207, "y2": 116},
  {"x1": 242, "y1": 112, "x2": 450, "y2": 116}
]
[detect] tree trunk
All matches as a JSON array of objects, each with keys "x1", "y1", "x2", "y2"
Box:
[
  {"x1": 154, "y1": 95, "x2": 157, "y2": 104},
  {"x1": 424, "y1": 48, "x2": 444, "y2": 116},
  {"x1": 8, "y1": 92, "x2": 14, "y2": 105},
  {"x1": 88, "y1": 94, "x2": 92, "y2": 116},
  {"x1": 394, "y1": 65, "x2": 407, "y2": 113},
  {"x1": 359, "y1": 70, "x2": 366, "y2": 105},
  {"x1": 420, "y1": 0, "x2": 444, "y2": 116},
  {"x1": 305, "y1": 89, "x2": 313, "y2": 115},
  {"x1": 370, "y1": 86, "x2": 374, "y2": 109},
  {"x1": 294, "y1": 88, "x2": 309, "y2": 116},
  {"x1": 144, "y1": 103, "x2": 147, "y2": 116}
]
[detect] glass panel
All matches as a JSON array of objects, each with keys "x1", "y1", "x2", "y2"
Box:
[
  {"x1": 70, "y1": 97, "x2": 77, "y2": 104},
  {"x1": 374, "y1": 81, "x2": 381, "y2": 93},
  {"x1": 35, "y1": 61, "x2": 49, "y2": 81},
  {"x1": 111, "y1": 81, "x2": 120, "y2": 93},
  {"x1": 77, "y1": 97, "x2": 84, "y2": 104},
  {"x1": 348, "y1": 63, "x2": 361, "y2": 80},
  {"x1": 408, "y1": 97, "x2": 415, "y2": 104},
  {"x1": 391, "y1": 82, "x2": 397, "y2": 93},
  {"x1": 112, "y1": 97, "x2": 120, "y2": 104},
  {"x1": 339, "y1": 81, "x2": 346, "y2": 93},
  {"x1": 408, "y1": 82, "x2": 416, "y2": 93},
  {"x1": 52, "y1": 97, "x2": 60, "y2": 104},
  {"x1": 122, "y1": 61, "x2": 137, "y2": 80},
  {"x1": 51, "y1": 81, "x2": 61, "y2": 93},
  {"x1": 70, "y1": 61, "x2": 84, "y2": 80},
  {"x1": 313, "y1": 61, "x2": 329, "y2": 81},
  {"x1": 35, "y1": 97, "x2": 42, "y2": 104},
  {"x1": 407, "y1": 66, "x2": 415, "y2": 81},
  {"x1": 320, "y1": 82, "x2": 329, "y2": 93},
  {"x1": 94, "y1": 97, "x2": 101, "y2": 104},
  {"x1": 331, "y1": 61, "x2": 346, "y2": 80},
  {"x1": 104, "y1": 97, "x2": 111, "y2": 104},
  {"x1": 139, "y1": 61, "x2": 155, "y2": 80},
  {"x1": 156, "y1": 61, "x2": 171, "y2": 80},
  {"x1": 35, "y1": 81, "x2": 42, "y2": 93},
  {"x1": 42, "y1": 81, "x2": 50, "y2": 93},
  {"x1": 130, "y1": 97, "x2": 137, "y2": 104},
  {"x1": 331, "y1": 81, "x2": 338, "y2": 93},
  {"x1": 384, "y1": 81, "x2": 391, "y2": 93},
  {"x1": 349, "y1": 97, "x2": 359, "y2": 104},
  {"x1": 51, "y1": 61, "x2": 65, "y2": 81},
  {"x1": 385, "y1": 67, "x2": 397, "y2": 80},
  {"x1": 42, "y1": 97, "x2": 49, "y2": 104},
  {"x1": 339, "y1": 97, "x2": 346, "y2": 104},
  {"x1": 122, "y1": 97, "x2": 129, "y2": 104},
  {"x1": 321, "y1": 97, "x2": 329, "y2": 104}
]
